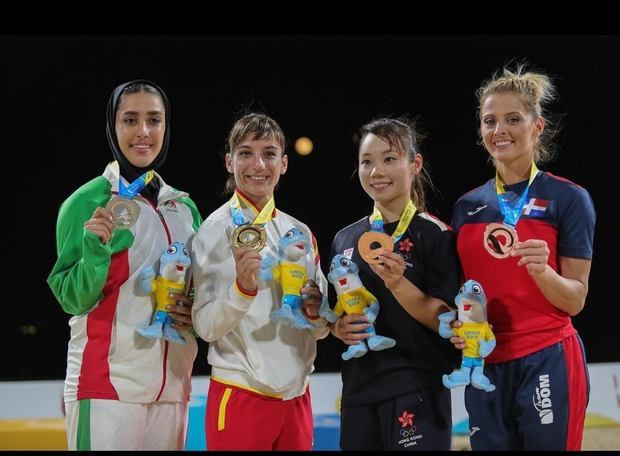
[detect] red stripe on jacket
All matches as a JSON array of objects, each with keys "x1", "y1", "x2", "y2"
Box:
[{"x1": 77, "y1": 250, "x2": 129, "y2": 400}]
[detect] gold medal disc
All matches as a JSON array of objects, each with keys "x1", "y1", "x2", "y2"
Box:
[
  {"x1": 105, "y1": 196, "x2": 140, "y2": 230},
  {"x1": 232, "y1": 224, "x2": 267, "y2": 251},
  {"x1": 483, "y1": 222, "x2": 518, "y2": 259}
]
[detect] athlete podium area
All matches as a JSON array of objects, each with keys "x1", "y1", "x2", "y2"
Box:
[{"x1": 1, "y1": 366, "x2": 618, "y2": 450}]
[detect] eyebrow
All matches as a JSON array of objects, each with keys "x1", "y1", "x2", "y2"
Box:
[
  {"x1": 483, "y1": 111, "x2": 522, "y2": 117},
  {"x1": 119, "y1": 110, "x2": 164, "y2": 116},
  {"x1": 237, "y1": 144, "x2": 280, "y2": 151},
  {"x1": 360, "y1": 148, "x2": 395, "y2": 157}
]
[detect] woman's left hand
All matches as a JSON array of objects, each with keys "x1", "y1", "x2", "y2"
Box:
[
  {"x1": 301, "y1": 279, "x2": 322, "y2": 319},
  {"x1": 511, "y1": 239, "x2": 550, "y2": 276},
  {"x1": 167, "y1": 292, "x2": 194, "y2": 331},
  {"x1": 370, "y1": 250, "x2": 406, "y2": 290}
]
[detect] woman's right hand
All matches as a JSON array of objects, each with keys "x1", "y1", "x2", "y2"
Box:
[
  {"x1": 332, "y1": 313, "x2": 371, "y2": 345},
  {"x1": 448, "y1": 319, "x2": 467, "y2": 350},
  {"x1": 448, "y1": 320, "x2": 493, "y2": 350},
  {"x1": 233, "y1": 245, "x2": 261, "y2": 293},
  {"x1": 84, "y1": 207, "x2": 115, "y2": 244}
]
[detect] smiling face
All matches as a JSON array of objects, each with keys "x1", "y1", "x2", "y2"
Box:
[
  {"x1": 480, "y1": 92, "x2": 544, "y2": 169},
  {"x1": 358, "y1": 133, "x2": 420, "y2": 210},
  {"x1": 225, "y1": 135, "x2": 288, "y2": 208},
  {"x1": 115, "y1": 91, "x2": 165, "y2": 168}
]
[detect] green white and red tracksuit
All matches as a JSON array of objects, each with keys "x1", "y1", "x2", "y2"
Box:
[{"x1": 48, "y1": 161, "x2": 202, "y2": 405}]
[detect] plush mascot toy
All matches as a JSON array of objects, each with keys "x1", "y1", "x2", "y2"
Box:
[
  {"x1": 438, "y1": 279, "x2": 495, "y2": 392},
  {"x1": 320, "y1": 254, "x2": 395, "y2": 360},
  {"x1": 137, "y1": 241, "x2": 190, "y2": 344},
  {"x1": 261, "y1": 227, "x2": 315, "y2": 330}
]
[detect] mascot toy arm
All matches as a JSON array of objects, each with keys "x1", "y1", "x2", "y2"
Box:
[
  {"x1": 260, "y1": 255, "x2": 280, "y2": 282},
  {"x1": 136, "y1": 241, "x2": 191, "y2": 345},
  {"x1": 139, "y1": 265, "x2": 157, "y2": 294},
  {"x1": 438, "y1": 309, "x2": 457, "y2": 339},
  {"x1": 361, "y1": 292, "x2": 379, "y2": 324},
  {"x1": 478, "y1": 326, "x2": 496, "y2": 358},
  {"x1": 439, "y1": 279, "x2": 496, "y2": 392},
  {"x1": 324, "y1": 254, "x2": 396, "y2": 360}
]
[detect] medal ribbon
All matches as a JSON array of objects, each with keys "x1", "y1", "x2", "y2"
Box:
[
  {"x1": 229, "y1": 191, "x2": 275, "y2": 227},
  {"x1": 495, "y1": 163, "x2": 539, "y2": 228},
  {"x1": 118, "y1": 170, "x2": 154, "y2": 199},
  {"x1": 369, "y1": 199, "x2": 417, "y2": 243}
]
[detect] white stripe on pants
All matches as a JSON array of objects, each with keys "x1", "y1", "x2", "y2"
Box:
[{"x1": 65, "y1": 399, "x2": 188, "y2": 450}]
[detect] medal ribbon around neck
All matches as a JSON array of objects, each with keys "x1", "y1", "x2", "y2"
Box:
[
  {"x1": 229, "y1": 191, "x2": 274, "y2": 251},
  {"x1": 369, "y1": 199, "x2": 417, "y2": 242},
  {"x1": 495, "y1": 162, "x2": 539, "y2": 228},
  {"x1": 118, "y1": 170, "x2": 155, "y2": 199},
  {"x1": 229, "y1": 191, "x2": 275, "y2": 227}
]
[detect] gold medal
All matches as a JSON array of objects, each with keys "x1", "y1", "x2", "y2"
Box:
[
  {"x1": 232, "y1": 224, "x2": 267, "y2": 251},
  {"x1": 357, "y1": 231, "x2": 394, "y2": 264},
  {"x1": 483, "y1": 222, "x2": 518, "y2": 259},
  {"x1": 106, "y1": 196, "x2": 140, "y2": 230}
]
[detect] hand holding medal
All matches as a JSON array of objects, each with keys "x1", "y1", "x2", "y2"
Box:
[
  {"x1": 84, "y1": 206, "x2": 116, "y2": 244},
  {"x1": 510, "y1": 238, "x2": 550, "y2": 276}
]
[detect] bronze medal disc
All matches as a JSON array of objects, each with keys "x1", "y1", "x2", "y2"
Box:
[
  {"x1": 105, "y1": 196, "x2": 140, "y2": 230},
  {"x1": 232, "y1": 224, "x2": 267, "y2": 251},
  {"x1": 357, "y1": 231, "x2": 394, "y2": 264},
  {"x1": 483, "y1": 222, "x2": 518, "y2": 259}
]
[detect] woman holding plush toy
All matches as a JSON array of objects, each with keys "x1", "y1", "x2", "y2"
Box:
[
  {"x1": 48, "y1": 80, "x2": 202, "y2": 450},
  {"x1": 449, "y1": 65, "x2": 595, "y2": 450},
  {"x1": 191, "y1": 112, "x2": 330, "y2": 451},
  {"x1": 326, "y1": 117, "x2": 461, "y2": 450}
]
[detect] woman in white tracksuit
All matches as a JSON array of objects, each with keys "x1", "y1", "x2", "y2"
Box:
[{"x1": 191, "y1": 113, "x2": 330, "y2": 451}]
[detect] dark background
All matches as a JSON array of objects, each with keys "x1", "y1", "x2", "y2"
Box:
[{"x1": 3, "y1": 35, "x2": 617, "y2": 380}]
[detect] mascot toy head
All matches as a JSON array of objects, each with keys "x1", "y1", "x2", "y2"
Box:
[
  {"x1": 327, "y1": 254, "x2": 363, "y2": 293},
  {"x1": 455, "y1": 279, "x2": 487, "y2": 324},
  {"x1": 278, "y1": 227, "x2": 309, "y2": 262},
  {"x1": 159, "y1": 241, "x2": 191, "y2": 282}
]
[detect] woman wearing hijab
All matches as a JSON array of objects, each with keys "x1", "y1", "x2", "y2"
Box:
[{"x1": 48, "y1": 80, "x2": 202, "y2": 450}]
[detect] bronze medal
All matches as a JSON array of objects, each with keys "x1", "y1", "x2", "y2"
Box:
[
  {"x1": 357, "y1": 231, "x2": 394, "y2": 264},
  {"x1": 105, "y1": 196, "x2": 140, "y2": 230},
  {"x1": 232, "y1": 224, "x2": 267, "y2": 251},
  {"x1": 483, "y1": 222, "x2": 518, "y2": 259}
]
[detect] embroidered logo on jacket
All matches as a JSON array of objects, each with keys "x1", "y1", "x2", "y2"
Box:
[
  {"x1": 397, "y1": 238, "x2": 414, "y2": 268},
  {"x1": 522, "y1": 198, "x2": 549, "y2": 217},
  {"x1": 162, "y1": 200, "x2": 179, "y2": 212}
]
